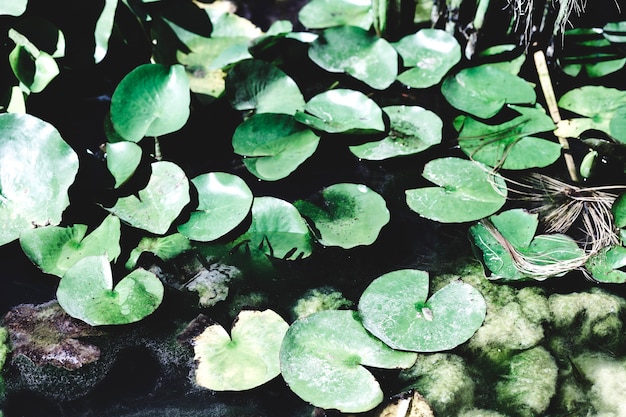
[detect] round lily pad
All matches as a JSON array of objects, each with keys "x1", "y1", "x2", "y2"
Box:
[
  {"x1": 405, "y1": 157, "x2": 507, "y2": 223},
  {"x1": 0, "y1": 113, "x2": 79, "y2": 246},
  {"x1": 358, "y1": 269, "x2": 487, "y2": 352},
  {"x1": 105, "y1": 141, "x2": 142, "y2": 188},
  {"x1": 57, "y1": 255, "x2": 164, "y2": 326},
  {"x1": 178, "y1": 172, "x2": 253, "y2": 241},
  {"x1": 298, "y1": 0, "x2": 373, "y2": 30},
  {"x1": 193, "y1": 309, "x2": 289, "y2": 391},
  {"x1": 280, "y1": 310, "x2": 417, "y2": 413},
  {"x1": 294, "y1": 183, "x2": 389, "y2": 248}
]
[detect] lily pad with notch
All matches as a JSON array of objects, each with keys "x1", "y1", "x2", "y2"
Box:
[
  {"x1": 295, "y1": 89, "x2": 385, "y2": 134},
  {"x1": 280, "y1": 309, "x2": 417, "y2": 413},
  {"x1": 294, "y1": 183, "x2": 389, "y2": 249},
  {"x1": 105, "y1": 141, "x2": 142, "y2": 188},
  {"x1": 232, "y1": 113, "x2": 320, "y2": 181},
  {"x1": 178, "y1": 172, "x2": 253, "y2": 242},
  {"x1": 57, "y1": 255, "x2": 164, "y2": 326},
  {"x1": 349, "y1": 105, "x2": 442, "y2": 160},
  {"x1": 405, "y1": 157, "x2": 507, "y2": 223},
  {"x1": 193, "y1": 309, "x2": 289, "y2": 391},
  {"x1": 20, "y1": 214, "x2": 121, "y2": 278},
  {"x1": 308, "y1": 25, "x2": 397, "y2": 90},
  {"x1": 358, "y1": 269, "x2": 487, "y2": 352}
]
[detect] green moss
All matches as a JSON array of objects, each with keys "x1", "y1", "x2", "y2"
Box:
[
  {"x1": 399, "y1": 353, "x2": 475, "y2": 416},
  {"x1": 571, "y1": 352, "x2": 626, "y2": 417},
  {"x1": 495, "y1": 346, "x2": 558, "y2": 417},
  {"x1": 458, "y1": 409, "x2": 508, "y2": 417},
  {"x1": 290, "y1": 286, "x2": 353, "y2": 321},
  {"x1": 0, "y1": 327, "x2": 8, "y2": 370}
]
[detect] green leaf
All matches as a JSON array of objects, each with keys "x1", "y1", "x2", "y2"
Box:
[
  {"x1": 240, "y1": 196, "x2": 313, "y2": 260},
  {"x1": 94, "y1": 0, "x2": 118, "y2": 63},
  {"x1": 20, "y1": 215, "x2": 121, "y2": 277},
  {"x1": 405, "y1": 157, "x2": 507, "y2": 223},
  {"x1": 0, "y1": 0, "x2": 27, "y2": 16},
  {"x1": 298, "y1": 0, "x2": 373, "y2": 30},
  {"x1": 295, "y1": 89, "x2": 385, "y2": 134},
  {"x1": 232, "y1": 113, "x2": 320, "y2": 181},
  {"x1": 126, "y1": 233, "x2": 191, "y2": 269},
  {"x1": 441, "y1": 65, "x2": 536, "y2": 119},
  {"x1": 308, "y1": 26, "x2": 398, "y2": 90},
  {"x1": 280, "y1": 310, "x2": 417, "y2": 413},
  {"x1": 193, "y1": 309, "x2": 289, "y2": 391},
  {"x1": 349, "y1": 105, "x2": 442, "y2": 160},
  {"x1": 8, "y1": 29, "x2": 60, "y2": 94},
  {"x1": 559, "y1": 28, "x2": 626, "y2": 78},
  {"x1": 105, "y1": 142, "x2": 142, "y2": 188},
  {"x1": 107, "y1": 161, "x2": 190, "y2": 234},
  {"x1": 110, "y1": 63, "x2": 191, "y2": 142},
  {"x1": 394, "y1": 29, "x2": 461, "y2": 88},
  {"x1": 295, "y1": 183, "x2": 389, "y2": 248},
  {"x1": 226, "y1": 59, "x2": 305, "y2": 115},
  {"x1": 178, "y1": 172, "x2": 253, "y2": 241},
  {"x1": 603, "y1": 21, "x2": 626, "y2": 43},
  {"x1": 57, "y1": 255, "x2": 164, "y2": 326},
  {"x1": 358, "y1": 269, "x2": 487, "y2": 352},
  {"x1": 0, "y1": 113, "x2": 78, "y2": 246},
  {"x1": 457, "y1": 105, "x2": 559, "y2": 169},
  {"x1": 586, "y1": 246, "x2": 626, "y2": 284},
  {"x1": 612, "y1": 193, "x2": 626, "y2": 228}
]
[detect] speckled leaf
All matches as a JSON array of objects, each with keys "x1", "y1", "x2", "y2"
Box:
[
  {"x1": 194, "y1": 309, "x2": 289, "y2": 391},
  {"x1": 585, "y1": 246, "x2": 626, "y2": 284},
  {"x1": 358, "y1": 269, "x2": 486, "y2": 352},
  {"x1": 57, "y1": 255, "x2": 164, "y2": 326},
  {"x1": 280, "y1": 310, "x2": 417, "y2": 413}
]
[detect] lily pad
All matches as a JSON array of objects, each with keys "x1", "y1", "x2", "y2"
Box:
[
  {"x1": 178, "y1": 172, "x2": 253, "y2": 241},
  {"x1": 456, "y1": 105, "x2": 559, "y2": 169},
  {"x1": 20, "y1": 215, "x2": 121, "y2": 278},
  {"x1": 585, "y1": 246, "x2": 626, "y2": 284},
  {"x1": 8, "y1": 28, "x2": 60, "y2": 93},
  {"x1": 0, "y1": 113, "x2": 79, "y2": 246},
  {"x1": 226, "y1": 59, "x2": 305, "y2": 115},
  {"x1": 405, "y1": 157, "x2": 507, "y2": 223},
  {"x1": 294, "y1": 183, "x2": 390, "y2": 248},
  {"x1": 469, "y1": 209, "x2": 587, "y2": 281},
  {"x1": 240, "y1": 196, "x2": 313, "y2": 260},
  {"x1": 358, "y1": 269, "x2": 486, "y2": 352},
  {"x1": 109, "y1": 63, "x2": 190, "y2": 142},
  {"x1": 193, "y1": 309, "x2": 289, "y2": 391},
  {"x1": 559, "y1": 28, "x2": 626, "y2": 78},
  {"x1": 349, "y1": 105, "x2": 442, "y2": 160},
  {"x1": 105, "y1": 141, "x2": 142, "y2": 188},
  {"x1": 441, "y1": 65, "x2": 536, "y2": 119},
  {"x1": 126, "y1": 233, "x2": 191, "y2": 269},
  {"x1": 232, "y1": 113, "x2": 320, "y2": 181},
  {"x1": 308, "y1": 26, "x2": 398, "y2": 90},
  {"x1": 298, "y1": 0, "x2": 373, "y2": 30},
  {"x1": 280, "y1": 310, "x2": 417, "y2": 413},
  {"x1": 57, "y1": 255, "x2": 164, "y2": 326},
  {"x1": 612, "y1": 193, "x2": 626, "y2": 228},
  {"x1": 0, "y1": 0, "x2": 27, "y2": 16},
  {"x1": 394, "y1": 29, "x2": 461, "y2": 89},
  {"x1": 295, "y1": 89, "x2": 385, "y2": 134},
  {"x1": 107, "y1": 161, "x2": 190, "y2": 235}
]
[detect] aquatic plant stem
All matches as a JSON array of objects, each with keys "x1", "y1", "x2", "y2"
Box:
[{"x1": 533, "y1": 50, "x2": 580, "y2": 183}]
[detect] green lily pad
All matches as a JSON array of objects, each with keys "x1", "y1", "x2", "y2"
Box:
[
  {"x1": 559, "y1": 28, "x2": 626, "y2": 78},
  {"x1": 612, "y1": 193, "x2": 626, "y2": 228},
  {"x1": 107, "y1": 161, "x2": 190, "y2": 234},
  {"x1": 57, "y1": 255, "x2": 164, "y2": 326},
  {"x1": 0, "y1": 113, "x2": 79, "y2": 246},
  {"x1": 405, "y1": 157, "x2": 507, "y2": 223},
  {"x1": 469, "y1": 209, "x2": 587, "y2": 281},
  {"x1": 456, "y1": 105, "x2": 559, "y2": 169},
  {"x1": 178, "y1": 172, "x2": 253, "y2": 241},
  {"x1": 294, "y1": 183, "x2": 389, "y2": 248},
  {"x1": 20, "y1": 215, "x2": 121, "y2": 278},
  {"x1": 603, "y1": 21, "x2": 626, "y2": 43},
  {"x1": 193, "y1": 309, "x2": 289, "y2": 391},
  {"x1": 280, "y1": 310, "x2": 417, "y2": 413},
  {"x1": 349, "y1": 105, "x2": 442, "y2": 160},
  {"x1": 0, "y1": 0, "x2": 27, "y2": 16},
  {"x1": 240, "y1": 197, "x2": 313, "y2": 260},
  {"x1": 226, "y1": 59, "x2": 305, "y2": 115},
  {"x1": 441, "y1": 65, "x2": 536, "y2": 119},
  {"x1": 295, "y1": 89, "x2": 385, "y2": 134},
  {"x1": 8, "y1": 29, "x2": 60, "y2": 94},
  {"x1": 308, "y1": 26, "x2": 398, "y2": 90},
  {"x1": 126, "y1": 233, "x2": 191, "y2": 269},
  {"x1": 94, "y1": 0, "x2": 118, "y2": 63},
  {"x1": 477, "y1": 44, "x2": 526, "y2": 74},
  {"x1": 298, "y1": 0, "x2": 373, "y2": 30},
  {"x1": 105, "y1": 141, "x2": 142, "y2": 188},
  {"x1": 232, "y1": 113, "x2": 320, "y2": 181},
  {"x1": 110, "y1": 63, "x2": 190, "y2": 142},
  {"x1": 358, "y1": 269, "x2": 487, "y2": 352},
  {"x1": 585, "y1": 245, "x2": 626, "y2": 284},
  {"x1": 394, "y1": 29, "x2": 461, "y2": 88}
]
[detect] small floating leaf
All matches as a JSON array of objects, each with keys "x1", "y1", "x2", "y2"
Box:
[
  {"x1": 298, "y1": 0, "x2": 373, "y2": 30},
  {"x1": 586, "y1": 246, "x2": 626, "y2": 284},
  {"x1": 106, "y1": 141, "x2": 142, "y2": 188}
]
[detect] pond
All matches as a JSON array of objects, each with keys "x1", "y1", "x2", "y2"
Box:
[{"x1": 1, "y1": 1, "x2": 626, "y2": 417}]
